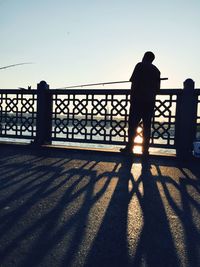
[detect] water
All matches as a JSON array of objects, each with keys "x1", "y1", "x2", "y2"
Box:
[
  {"x1": 0, "y1": 123, "x2": 178, "y2": 155},
  {"x1": 0, "y1": 134, "x2": 176, "y2": 155}
]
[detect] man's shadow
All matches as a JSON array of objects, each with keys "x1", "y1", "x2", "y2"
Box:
[
  {"x1": 84, "y1": 157, "x2": 134, "y2": 267},
  {"x1": 131, "y1": 158, "x2": 180, "y2": 267}
]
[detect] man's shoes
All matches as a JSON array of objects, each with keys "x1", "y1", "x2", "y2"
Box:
[{"x1": 120, "y1": 147, "x2": 133, "y2": 155}]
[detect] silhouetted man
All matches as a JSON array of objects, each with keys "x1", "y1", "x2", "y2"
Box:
[{"x1": 120, "y1": 51, "x2": 160, "y2": 155}]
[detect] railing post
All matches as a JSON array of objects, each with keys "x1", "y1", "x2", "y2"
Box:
[
  {"x1": 175, "y1": 79, "x2": 197, "y2": 159},
  {"x1": 34, "y1": 81, "x2": 52, "y2": 146}
]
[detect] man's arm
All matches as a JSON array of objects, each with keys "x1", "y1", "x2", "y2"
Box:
[{"x1": 129, "y1": 63, "x2": 141, "y2": 83}]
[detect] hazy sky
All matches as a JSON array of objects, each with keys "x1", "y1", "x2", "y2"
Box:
[{"x1": 0, "y1": 0, "x2": 200, "y2": 89}]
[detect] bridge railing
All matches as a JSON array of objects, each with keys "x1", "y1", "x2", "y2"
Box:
[
  {"x1": 0, "y1": 79, "x2": 199, "y2": 158},
  {"x1": 0, "y1": 89, "x2": 37, "y2": 139}
]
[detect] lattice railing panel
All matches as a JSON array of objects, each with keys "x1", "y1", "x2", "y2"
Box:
[
  {"x1": 152, "y1": 94, "x2": 178, "y2": 146},
  {"x1": 52, "y1": 89, "x2": 180, "y2": 148},
  {"x1": 0, "y1": 91, "x2": 37, "y2": 139},
  {"x1": 52, "y1": 91, "x2": 130, "y2": 144}
]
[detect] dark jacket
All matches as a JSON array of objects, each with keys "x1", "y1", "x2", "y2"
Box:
[{"x1": 130, "y1": 61, "x2": 160, "y2": 102}]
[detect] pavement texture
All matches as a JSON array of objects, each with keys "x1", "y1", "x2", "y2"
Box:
[{"x1": 0, "y1": 145, "x2": 200, "y2": 267}]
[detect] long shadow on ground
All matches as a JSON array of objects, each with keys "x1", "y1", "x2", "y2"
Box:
[{"x1": 0, "y1": 147, "x2": 200, "y2": 267}]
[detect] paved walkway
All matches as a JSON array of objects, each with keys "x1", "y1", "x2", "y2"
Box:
[{"x1": 0, "y1": 145, "x2": 200, "y2": 267}]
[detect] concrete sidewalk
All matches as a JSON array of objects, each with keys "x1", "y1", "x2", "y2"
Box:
[{"x1": 0, "y1": 145, "x2": 200, "y2": 267}]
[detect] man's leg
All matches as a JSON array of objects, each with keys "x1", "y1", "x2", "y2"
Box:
[
  {"x1": 142, "y1": 102, "x2": 155, "y2": 154},
  {"x1": 121, "y1": 101, "x2": 141, "y2": 153}
]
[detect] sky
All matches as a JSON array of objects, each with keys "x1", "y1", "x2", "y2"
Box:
[{"x1": 0, "y1": 0, "x2": 200, "y2": 89}]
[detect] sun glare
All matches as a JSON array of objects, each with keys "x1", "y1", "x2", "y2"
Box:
[{"x1": 133, "y1": 127, "x2": 143, "y2": 154}]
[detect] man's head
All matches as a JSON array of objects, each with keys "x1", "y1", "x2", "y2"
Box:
[{"x1": 142, "y1": 51, "x2": 155, "y2": 63}]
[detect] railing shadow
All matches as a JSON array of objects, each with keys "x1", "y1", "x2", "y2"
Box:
[
  {"x1": 85, "y1": 158, "x2": 182, "y2": 267},
  {"x1": 0, "y1": 148, "x2": 200, "y2": 266},
  {"x1": 84, "y1": 158, "x2": 133, "y2": 267},
  {"x1": 158, "y1": 166, "x2": 200, "y2": 267}
]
